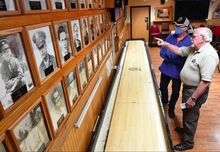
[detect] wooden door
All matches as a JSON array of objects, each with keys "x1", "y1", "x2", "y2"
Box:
[{"x1": 131, "y1": 6, "x2": 150, "y2": 42}]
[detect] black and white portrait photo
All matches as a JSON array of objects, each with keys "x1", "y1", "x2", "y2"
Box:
[
  {"x1": 70, "y1": 0, "x2": 78, "y2": 9},
  {"x1": 86, "y1": 52, "x2": 93, "y2": 78},
  {"x1": 81, "y1": 18, "x2": 90, "y2": 46},
  {"x1": 80, "y1": 0, "x2": 85, "y2": 8},
  {"x1": 51, "y1": 0, "x2": 65, "y2": 10},
  {"x1": 99, "y1": 14, "x2": 103, "y2": 33},
  {"x1": 55, "y1": 22, "x2": 72, "y2": 64},
  {"x1": 0, "y1": 141, "x2": 6, "y2": 152},
  {"x1": 23, "y1": 0, "x2": 47, "y2": 11},
  {"x1": 71, "y1": 19, "x2": 83, "y2": 53},
  {"x1": 93, "y1": 46, "x2": 98, "y2": 69},
  {"x1": 89, "y1": 16, "x2": 95, "y2": 41},
  {"x1": 29, "y1": 26, "x2": 57, "y2": 79},
  {"x1": 95, "y1": 15, "x2": 100, "y2": 37},
  {"x1": 0, "y1": 0, "x2": 16, "y2": 11},
  {"x1": 88, "y1": 0, "x2": 92, "y2": 8},
  {"x1": 13, "y1": 104, "x2": 50, "y2": 152},
  {"x1": 0, "y1": 34, "x2": 34, "y2": 110},
  {"x1": 66, "y1": 70, "x2": 79, "y2": 107},
  {"x1": 78, "y1": 60, "x2": 87, "y2": 90},
  {"x1": 45, "y1": 82, "x2": 67, "y2": 131}
]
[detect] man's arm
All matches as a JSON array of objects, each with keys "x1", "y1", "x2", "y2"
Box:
[
  {"x1": 155, "y1": 37, "x2": 181, "y2": 55},
  {"x1": 185, "y1": 80, "x2": 210, "y2": 108}
]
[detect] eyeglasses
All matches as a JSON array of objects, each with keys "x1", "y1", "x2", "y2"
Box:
[{"x1": 191, "y1": 35, "x2": 202, "y2": 39}]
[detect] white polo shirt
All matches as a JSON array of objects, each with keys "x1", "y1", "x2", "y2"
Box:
[{"x1": 179, "y1": 43, "x2": 219, "y2": 86}]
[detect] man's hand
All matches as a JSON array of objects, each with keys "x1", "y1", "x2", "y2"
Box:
[
  {"x1": 155, "y1": 37, "x2": 166, "y2": 46},
  {"x1": 185, "y1": 97, "x2": 196, "y2": 109}
]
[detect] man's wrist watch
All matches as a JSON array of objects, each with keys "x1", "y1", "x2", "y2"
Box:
[{"x1": 191, "y1": 96, "x2": 196, "y2": 102}]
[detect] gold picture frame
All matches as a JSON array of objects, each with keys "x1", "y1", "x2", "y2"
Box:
[{"x1": 154, "y1": 6, "x2": 173, "y2": 22}]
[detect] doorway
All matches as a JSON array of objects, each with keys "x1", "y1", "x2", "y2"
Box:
[{"x1": 130, "y1": 6, "x2": 151, "y2": 42}]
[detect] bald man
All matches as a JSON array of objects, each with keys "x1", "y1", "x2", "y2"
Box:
[{"x1": 156, "y1": 27, "x2": 219, "y2": 151}]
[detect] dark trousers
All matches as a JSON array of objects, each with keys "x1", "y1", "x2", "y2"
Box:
[
  {"x1": 182, "y1": 86, "x2": 209, "y2": 147},
  {"x1": 159, "y1": 73, "x2": 181, "y2": 111}
]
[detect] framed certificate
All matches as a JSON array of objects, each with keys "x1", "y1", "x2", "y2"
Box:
[
  {"x1": 77, "y1": 59, "x2": 87, "y2": 90},
  {"x1": 45, "y1": 82, "x2": 68, "y2": 132},
  {"x1": 71, "y1": 19, "x2": 83, "y2": 54},
  {"x1": 54, "y1": 21, "x2": 73, "y2": 64},
  {"x1": 28, "y1": 24, "x2": 58, "y2": 80},
  {"x1": 12, "y1": 103, "x2": 50, "y2": 152},
  {"x1": 0, "y1": 29, "x2": 34, "y2": 111},
  {"x1": 65, "y1": 69, "x2": 79, "y2": 108},
  {"x1": 86, "y1": 52, "x2": 94, "y2": 78}
]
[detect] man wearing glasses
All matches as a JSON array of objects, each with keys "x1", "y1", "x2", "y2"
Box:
[
  {"x1": 159, "y1": 17, "x2": 192, "y2": 118},
  {"x1": 156, "y1": 27, "x2": 219, "y2": 151}
]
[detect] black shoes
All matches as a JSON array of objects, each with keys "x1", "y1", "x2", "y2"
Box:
[
  {"x1": 174, "y1": 143, "x2": 193, "y2": 151},
  {"x1": 175, "y1": 127, "x2": 184, "y2": 134},
  {"x1": 168, "y1": 110, "x2": 175, "y2": 118}
]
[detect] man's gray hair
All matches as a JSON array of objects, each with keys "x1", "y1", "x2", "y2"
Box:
[{"x1": 199, "y1": 27, "x2": 213, "y2": 42}]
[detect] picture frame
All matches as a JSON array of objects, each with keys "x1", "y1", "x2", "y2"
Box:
[
  {"x1": 99, "y1": 14, "x2": 103, "y2": 33},
  {"x1": 89, "y1": 16, "x2": 96, "y2": 41},
  {"x1": 95, "y1": 15, "x2": 100, "y2": 37},
  {"x1": 79, "y1": 0, "x2": 86, "y2": 9},
  {"x1": 92, "y1": 45, "x2": 98, "y2": 69},
  {"x1": 105, "y1": 52, "x2": 113, "y2": 79},
  {"x1": 212, "y1": 3, "x2": 220, "y2": 19},
  {"x1": 0, "y1": 28, "x2": 34, "y2": 111},
  {"x1": 77, "y1": 59, "x2": 87, "y2": 90},
  {"x1": 87, "y1": 0, "x2": 93, "y2": 8},
  {"x1": 93, "y1": 0, "x2": 97, "y2": 8},
  {"x1": 27, "y1": 24, "x2": 58, "y2": 81},
  {"x1": 54, "y1": 21, "x2": 73, "y2": 65},
  {"x1": 69, "y1": 0, "x2": 79, "y2": 9},
  {"x1": 0, "y1": 0, "x2": 21, "y2": 17},
  {"x1": 86, "y1": 51, "x2": 94, "y2": 78},
  {"x1": 81, "y1": 17, "x2": 90, "y2": 47},
  {"x1": 97, "y1": 42, "x2": 102, "y2": 63},
  {"x1": 50, "y1": 0, "x2": 67, "y2": 11},
  {"x1": 71, "y1": 19, "x2": 83, "y2": 54},
  {"x1": 11, "y1": 103, "x2": 50, "y2": 152},
  {"x1": 155, "y1": 6, "x2": 173, "y2": 21},
  {"x1": 44, "y1": 82, "x2": 68, "y2": 132},
  {"x1": 101, "y1": 39, "x2": 105, "y2": 57},
  {"x1": 21, "y1": 0, "x2": 50, "y2": 14},
  {"x1": 65, "y1": 68, "x2": 80, "y2": 108}
]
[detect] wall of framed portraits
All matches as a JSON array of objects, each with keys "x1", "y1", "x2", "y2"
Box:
[{"x1": 0, "y1": 0, "x2": 128, "y2": 151}]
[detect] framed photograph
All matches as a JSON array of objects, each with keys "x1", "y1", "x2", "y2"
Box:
[
  {"x1": 0, "y1": 0, "x2": 21, "y2": 16},
  {"x1": 95, "y1": 15, "x2": 100, "y2": 37},
  {"x1": 87, "y1": 0, "x2": 92, "y2": 8},
  {"x1": 86, "y1": 51, "x2": 93, "y2": 78},
  {"x1": 21, "y1": 0, "x2": 49, "y2": 13},
  {"x1": 50, "y1": 0, "x2": 66, "y2": 10},
  {"x1": 105, "y1": 36, "x2": 108, "y2": 51},
  {"x1": 155, "y1": 6, "x2": 172, "y2": 21},
  {"x1": 45, "y1": 82, "x2": 68, "y2": 132},
  {"x1": 102, "y1": 13, "x2": 106, "y2": 32},
  {"x1": 97, "y1": 43, "x2": 102, "y2": 63},
  {"x1": 81, "y1": 17, "x2": 90, "y2": 47},
  {"x1": 101, "y1": 39, "x2": 105, "y2": 57},
  {"x1": 71, "y1": 19, "x2": 83, "y2": 53},
  {"x1": 0, "y1": 31, "x2": 34, "y2": 111},
  {"x1": 69, "y1": 0, "x2": 78, "y2": 9},
  {"x1": 28, "y1": 25, "x2": 58, "y2": 80},
  {"x1": 54, "y1": 21, "x2": 73, "y2": 64},
  {"x1": 213, "y1": 3, "x2": 220, "y2": 19},
  {"x1": 77, "y1": 59, "x2": 87, "y2": 90},
  {"x1": 92, "y1": 46, "x2": 98, "y2": 69},
  {"x1": 93, "y1": 0, "x2": 97, "y2": 8},
  {"x1": 12, "y1": 103, "x2": 50, "y2": 152},
  {"x1": 99, "y1": 14, "x2": 103, "y2": 33},
  {"x1": 79, "y1": 0, "x2": 86, "y2": 9},
  {"x1": 65, "y1": 69, "x2": 79, "y2": 108},
  {"x1": 89, "y1": 16, "x2": 95, "y2": 41},
  {"x1": 105, "y1": 52, "x2": 113, "y2": 79}
]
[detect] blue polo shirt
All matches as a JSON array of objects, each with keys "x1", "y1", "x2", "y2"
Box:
[{"x1": 159, "y1": 33, "x2": 192, "y2": 79}]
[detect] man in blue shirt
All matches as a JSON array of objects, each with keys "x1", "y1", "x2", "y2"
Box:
[{"x1": 159, "y1": 17, "x2": 192, "y2": 118}]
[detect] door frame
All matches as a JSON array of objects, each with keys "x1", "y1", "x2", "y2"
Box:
[{"x1": 130, "y1": 5, "x2": 151, "y2": 41}]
